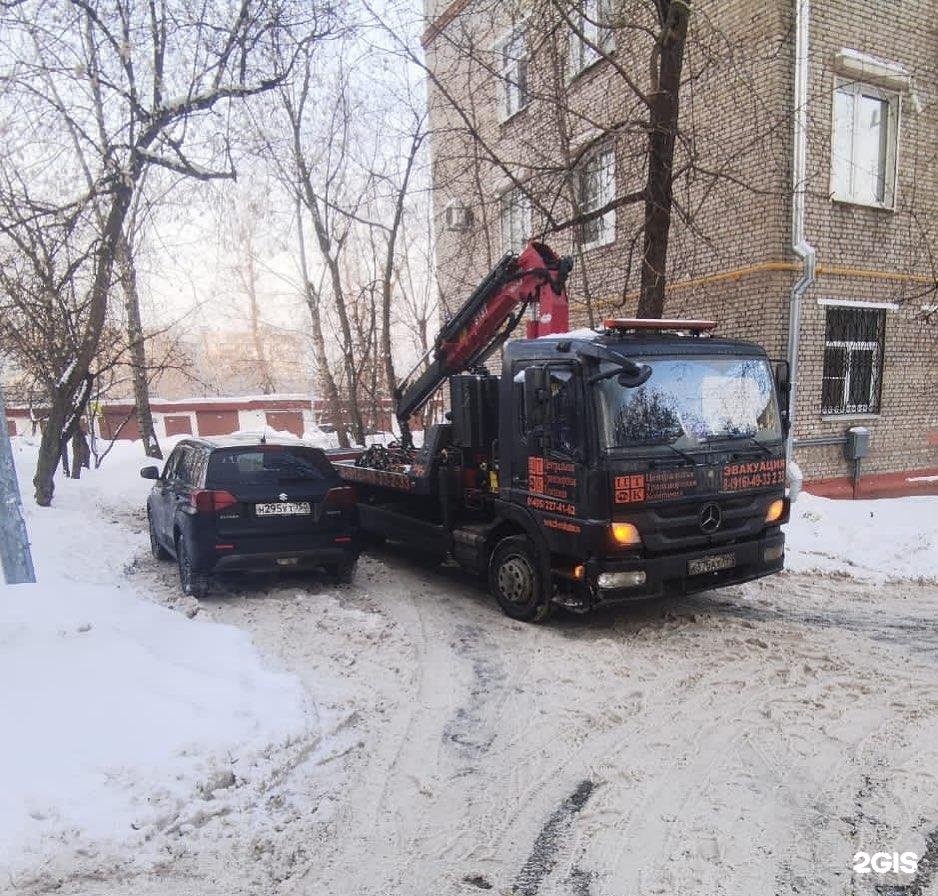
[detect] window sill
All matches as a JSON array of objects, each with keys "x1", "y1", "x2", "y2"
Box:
[
  {"x1": 830, "y1": 194, "x2": 895, "y2": 213},
  {"x1": 499, "y1": 103, "x2": 529, "y2": 127},
  {"x1": 820, "y1": 413, "x2": 880, "y2": 422},
  {"x1": 580, "y1": 234, "x2": 615, "y2": 252},
  {"x1": 566, "y1": 48, "x2": 614, "y2": 87}
]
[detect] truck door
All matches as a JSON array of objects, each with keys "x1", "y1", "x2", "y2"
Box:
[{"x1": 513, "y1": 363, "x2": 586, "y2": 520}]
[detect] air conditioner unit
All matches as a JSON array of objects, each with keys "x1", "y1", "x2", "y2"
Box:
[{"x1": 443, "y1": 200, "x2": 472, "y2": 232}]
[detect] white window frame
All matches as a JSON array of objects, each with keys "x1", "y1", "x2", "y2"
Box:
[
  {"x1": 820, "y1": 303, "x2": 886, "y2": 416},
  {"x1": 497, "y1": 24, "x2": 529, "y2": 122},
  {"x1": 567, "y1": 0, "x2": 615, "y2": 81},
  {"x1": 576, "y1": 145, "x2": 616, "y2": 250},
  {"x1": 829, "y1": 77, "x2": 900, "y2": 210},
  {"x1": 500, "y1": 187, "x2": 531, "y2": 255}
]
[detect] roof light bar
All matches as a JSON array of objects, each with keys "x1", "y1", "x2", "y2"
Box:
[{"x1": 602, "y1": 318, "x2": 717, "y2": 333}]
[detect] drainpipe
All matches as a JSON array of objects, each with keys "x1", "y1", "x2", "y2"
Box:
[{"x1": 787, "y1": 0, "x2": 817, "y2": 469}]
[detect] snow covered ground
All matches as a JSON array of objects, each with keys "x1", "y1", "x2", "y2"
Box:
[
  {"x1": 3, "y1": 437, "x2": 938, "y2": 895},
  {"x1": 1, "y1": 439, "x2": 350, "y2": 887},
  {"x1": 786, "y1": 491, "x2": 938, "y2": 583}
]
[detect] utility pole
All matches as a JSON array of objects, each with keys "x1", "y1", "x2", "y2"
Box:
[{"x1": 0, "y1": 382, "x2": 36, "y2": 584}]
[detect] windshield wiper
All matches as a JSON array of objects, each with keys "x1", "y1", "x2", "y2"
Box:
[
  {"x1": 663, "y1": 443, "x2": 702, "y2": 465},
  {"x1": 703, "y1": 435, "x2": 775, "y2": 457}
]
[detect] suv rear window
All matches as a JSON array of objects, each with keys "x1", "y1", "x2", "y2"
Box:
[{"x1": 206, "y1": 446, "x2": 336, "y2": 488}]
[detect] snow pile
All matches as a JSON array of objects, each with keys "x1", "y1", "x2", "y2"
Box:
[
  {"x1": 537, "y1": 327, "x2": 599, "y2": 340},
  {"x1": 785, "y1": 491, "x2": 938, "y2": 583},
  {"x1": 0, "y1": 438, "x2": 315, "y2": 876},
  {"x1": 0, "y1": 580, "x2": 311, "y2": 872}
]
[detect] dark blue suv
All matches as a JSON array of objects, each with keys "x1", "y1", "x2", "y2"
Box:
[{"x1": 141, "y1": 435, "x2": 359, "y2": 597}]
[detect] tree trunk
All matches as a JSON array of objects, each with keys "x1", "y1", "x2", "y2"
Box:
[
  {"x1": 70, "y1": 428, "x2": 90, "y2": 479},
  {"x1": 33, "y1": 182, "x2": 133, "y2": 505},
  {"x1": 637, "y1": 0, "x2": 691, "y2": 319},
  {"x1": 117, "y1": 233, "x2": 162, "y2": 458},
  {"x1": 296, "y1": 203, "x2": 350, "y2": 448},
  {"x1": 240, "y1": 232, "x2": 276, "y2": 395}
]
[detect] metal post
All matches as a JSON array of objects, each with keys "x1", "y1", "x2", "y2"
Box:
[{"x1": 0, "y1": 383, "x2": 36, "y2": 584}]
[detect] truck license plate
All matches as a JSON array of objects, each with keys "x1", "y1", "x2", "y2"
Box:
[
  {"x1": 256, "y1": 502, "x2": 311, "y2": 516},
  {"x1": 688, "y1": 553, "x2": 736, "y2": 575}
]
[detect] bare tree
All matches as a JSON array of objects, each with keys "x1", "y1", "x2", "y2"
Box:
[
  {"x1": 0, "y1": 0, "x2": 331, "y2": 505},
  {"x1": 379, "y1": 0, "x2": 765, "y2": 319}
]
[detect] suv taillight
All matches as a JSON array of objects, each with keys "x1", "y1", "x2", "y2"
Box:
[
  {"x1": 323, "y1": 486, "x2": 356, "y2": 509},
  {"x1": 191, "y1": 489, "x2": 239, "y2": 514}
]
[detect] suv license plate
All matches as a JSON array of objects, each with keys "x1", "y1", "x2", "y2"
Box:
[
  {"x1": 688, "y1": 553, "x2": 736, "y2": 575},
  {"x1": 256, "y1": 502, "x2": 311, "y2": 516}
]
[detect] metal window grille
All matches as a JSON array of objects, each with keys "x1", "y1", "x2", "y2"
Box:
[{"x1": 820, "y1": 306, "x2": 886, "y2": 415}]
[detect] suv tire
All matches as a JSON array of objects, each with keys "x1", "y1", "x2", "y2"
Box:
[
  {"x1": 489, "y1": 535, "x2": 552, "y2": 622},
  {"x1": 177, "y1": 537, "x2": 210, "y2": 599},
  {"x1": 329, "y1": 559, "x2": 357, "y2": 585},
  {"x1": 148, "y1": 512, "x2": 170, "y2": 561}
]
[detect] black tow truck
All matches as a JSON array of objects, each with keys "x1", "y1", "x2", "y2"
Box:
[{"x1": 332, "y1": 241, "x2": 791, "y2": 621}]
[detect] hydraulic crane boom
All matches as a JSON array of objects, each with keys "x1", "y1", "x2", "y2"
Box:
[{"x1": 395, "y1": 241, "x2": 572, "y2": 446}]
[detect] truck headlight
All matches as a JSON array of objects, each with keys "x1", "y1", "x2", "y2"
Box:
[
  {"x1": 765, "y1": 499, "x2": 785, "y2": 523},
  {"x1": 611, "y1": 522, "x2": 641, "y2": 546},
  {"x1": 598, "y1": 571, "x2": 646, "y2": 589}
]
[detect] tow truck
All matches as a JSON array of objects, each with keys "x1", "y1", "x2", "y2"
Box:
[{"x1": 332, "y1": 241, "x2": 791, "y2": 621}]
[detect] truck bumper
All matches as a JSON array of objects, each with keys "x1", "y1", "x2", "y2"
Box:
[{"x1": 583, "y1": 530, "x2": 785, "y2": 608}]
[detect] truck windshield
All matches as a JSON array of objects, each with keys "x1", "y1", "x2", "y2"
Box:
[{"x1": 596, "y1": 356, "x2": 782, "y2": 449}]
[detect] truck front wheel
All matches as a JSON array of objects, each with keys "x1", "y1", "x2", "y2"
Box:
[{"x1": 489, "y1": 535, "x2": 552, "y2": 622}]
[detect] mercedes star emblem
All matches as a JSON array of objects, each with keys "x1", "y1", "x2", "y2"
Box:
[{"x1": 698, "y1": 502, "x2": 722, "y2": 533}]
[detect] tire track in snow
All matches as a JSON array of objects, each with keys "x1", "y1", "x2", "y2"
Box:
[{"x1": 511, "y1": 779, "x2": 596, "y2": 896}]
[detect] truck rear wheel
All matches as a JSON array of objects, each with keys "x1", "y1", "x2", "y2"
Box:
[{"x1": 489, "y1": 535, "x2": 552, "y2": 622}]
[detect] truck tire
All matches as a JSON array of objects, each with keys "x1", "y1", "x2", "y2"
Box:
[{"x1": 489, "y1": 535, "x2": 552, "y2": 622}]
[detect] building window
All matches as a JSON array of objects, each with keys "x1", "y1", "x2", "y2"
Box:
[
  {"x1": 499, "y1": 26, "x2": 529, "y2": 120},
  {"x1": 500, "y1": 188, "x2": 531, "y2": 254},
  {"x1": 576, "y1": 145, "x2": 615, "y2": 248},
  {"x1": 831, "y1": 79, "x2": 899, "y2": 208},
  {"x1": 568, "y1": 0, "x2": 614, "y2": 78},
  {"x1": 821, "y1": 305, "x2": 886, "y2": 415}
]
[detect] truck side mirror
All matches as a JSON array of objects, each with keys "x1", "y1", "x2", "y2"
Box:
[{"x1": 523, "y1": 365, "x2": 549, "y2": 429}]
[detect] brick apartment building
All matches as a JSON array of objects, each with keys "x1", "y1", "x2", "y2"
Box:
[{"x1": 421, "y1": 0, "x2": 937, "y2": 490}]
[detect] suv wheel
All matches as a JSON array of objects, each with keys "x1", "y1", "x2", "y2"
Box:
[
  {"x1": 329, "y1": 559, "x2": 357, "y2": 585},
  {"x1": 177, "y1": 538, "x2": 209, "y2": 599},
  {"x1": 489, "y1": 535, "x2": 552, "y2": 622},
  {"x1": 148, "y1": 512, "x2": 170, "y2": 561}
]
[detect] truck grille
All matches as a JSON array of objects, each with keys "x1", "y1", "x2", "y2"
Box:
[{"x1": 634, "y1": 495, "x2": 766, "y2": 554}]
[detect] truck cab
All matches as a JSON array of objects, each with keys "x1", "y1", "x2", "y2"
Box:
[{"x1": 486, "y1": 322, "x2": 789, "y2": 617}]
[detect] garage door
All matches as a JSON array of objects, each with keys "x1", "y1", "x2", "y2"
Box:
[
  {"x1": 164, "y1": 415, "x2": 192, "y2": 436},
  {"x1": 195, "y1": 410, "x2": 239, "y2": 436},
  {"x1": 100, "y1": 412, "x2": 140, "y2": 441},
  {"x1": 265, "y1": 411, "x2": 303, "y2": 438}
]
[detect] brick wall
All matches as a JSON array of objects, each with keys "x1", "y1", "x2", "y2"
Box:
[{"x1": 424, "y1": 0, "x2": 937, "y2": 480}]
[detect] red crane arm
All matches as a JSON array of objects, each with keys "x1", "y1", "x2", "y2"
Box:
[{"x1": 395, "y1": 241, "x2": 572, "y2": 445}]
